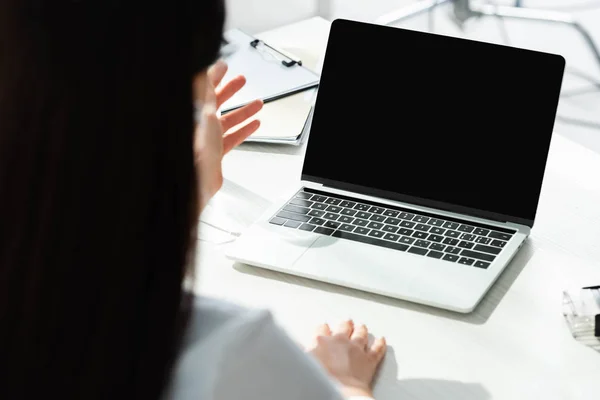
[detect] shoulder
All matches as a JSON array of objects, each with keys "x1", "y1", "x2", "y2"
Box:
[{"x1": 166, "y1": 296, "x2": 342, "y2": 400}]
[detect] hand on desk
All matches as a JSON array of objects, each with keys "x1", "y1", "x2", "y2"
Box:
[
  {"x1": 307, "y1": 320, "x2": 387, "y2": 399},
  {"x1": 194, "y1": 60, "x2": 263, "y2": 212}
]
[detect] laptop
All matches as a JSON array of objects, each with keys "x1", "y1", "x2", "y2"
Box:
[{"x1": 226, "y1": 19, "x2": 565, "y2": 313}]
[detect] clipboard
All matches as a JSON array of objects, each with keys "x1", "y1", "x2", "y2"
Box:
[{"x1": 218, "y1": 29, "x2": 320, "y2": 113}]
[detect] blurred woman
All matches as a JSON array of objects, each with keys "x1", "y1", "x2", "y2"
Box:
[{"x1": 0, "y1": 1, "x2": 387, "y2": 399}]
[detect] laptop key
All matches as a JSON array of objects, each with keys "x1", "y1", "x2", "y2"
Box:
[
  {"x1": 382, "y1": 225, "x2": 399, "y2": 233},
  {"x1": 332, "y1": 230, "x2": 409, "y2": 252},
  {"x1": 354, "y1": 204, "x2": 370, "y2": 211},
  {"x1": 473, "y1": 228, "x2": 490, "y2": 236},
  {"x1": 413, "y1": 216, "x2": 429, "y2": 223},
  {"x1": 356, "y1": 211, "x2": 372, "y2": 219},
  {"x1": 429, "y1": 218, "x2": 445, "y2": 226},
  {"x1": 369, "y1": 214, "x2": 386, "y2": 222},
  {"x1": 369, "y1": 206, "x2": 385, "y2": 214},
  {"x1": 427, "y1": 250, "x2": 444, "y2": 259},
  {"x1": 284, "y1": 220, "x2": 302, "y2": 228},
  {"x1": 311, "y1": 203, "x2": 328, "y2": 210},
  {"x1": 408, "y1": 246, "x2": 428, "y2": 255},
  {"x1": 326, "y1": 205, "x2": 343, "y2": 213},
  {"x1": 399, "y1": 212, "x2": 415, "y2": 220},
  {"x1": 290, "y1": 198, "x2": 314, "y2": 208},
  {"x1": 352, "y1": 218, "x2": 369, "y2": 227},
  {"x1": 325, "y1": 198, "x2": 341, "y2": 205},
  {"x1": 367, "y1": 222, "x2": 384, "y2": 230},
  {"x1": 283, "y1": 205, "x2": 309, "y2": 214},
  {"x1": 428, "y1": 234, "x2": 444, "y2": 242},
  {"x1": 415, "y1": 224, "x2": 430, "y2": 232},
  {"x1": 443, "y1": 254, "x2": 459, "y2": 262},
  {"x1": 458, "y1": 257, "x2": 475, "y2": 265},
  {"x1": 460, "y1": 249, "x2": 495, "y2": 262},
  {"x1": 460, "y1": 233, "x2": 476, "y2": 241},
  {"x1": 445, "y1": 246, "x2": 461, "y2": 254},
  {"x1": 412, "y1": 231, "x2": 428, "y2": 239},
  {"x1": 473, "y1": 244, "x2": 501, "y2": 255},
  {"x1": 339, "y1": 224, "x2": 355, "y2": 232},
  {"x1": 315, "y1": 226, "x2": 335, "y2": 236},
  {"x1": 430, "y1": 243, "x2": 446, "y2": 251},
  {"x1": 474, "y1": 260, "x2": 491, "y2": 269},
  {"x1": 270, "y1": 217, "x2": 286, "y2": 225},
  {"x1": 368, "y1": 230, "x2": 385, "y2": 238},
  {"x1": 383, "y1": 233, "x2": 400, "y2": 241},
  {"x1": 443, "y1": 222, "x2": 460, "y2": 230},
  {"x1": 309, "y1": 217, "x2": 326, "y2": 225},
  {"x1": 338, "y1": 216, "x2": 354, "y2": 224},
  {"x1": 307, "y1": 209, "x2": 325, "y2": 217},
  {"x1": 491, "y1": 239, "x2": 507, "y2": 248},
  {"x1": 324, "y1": 213, "x2": 340, "y2": 220},
  {"x1": 354, "y1": 227, "x2": 369, "y2": 235},
  {"x1": 444, "y1": 230, "x2": 460, "y2": 238},
  {"x1": 489, "y1": 231, "x2": 512, "y2": 241},
  {"x1": 458, "y1": 225, "x2": 474, "y2": 233},
  {"x1": 296, "y1": 192, "x2": 313, "y2": 199},
  {"x1": 398, "y1": 228, "x2": 413, "y2": 236},
  {"x1": 276, "y1": 212, "x2": 311, "y2": 223},
  {"x1": 400, "y1": 221, "x2": 415, "y2": 228},
  {"x1": 430, "y1": 227, "x2": 445, "y2": 235},
  {"x1": 384, "y1": 217, "x2": 401, "y2": 225},
  {"x1": 299, "y1": 223, "x2": 316, "y2": 232},
  {"x1": 340, "y1": 209, "x2": 357, "y2": 216},
  {"x1": 458, "y1": 241, "x2": 474, "y2": 249},
  {"x1": 340, "y1": 200, "x2": 356, "y2": 208},
  {"x1": 323, "y1": 221, "x2": 340, "y2": 229},
  {"x1": 443, "y1": 237, "x2": 459, "y2": 246},
  {"x1": 415, "y1": 240, "x2": 430, "y2": 248},
  {"x1": 310, "y1": 195, "x2": 328, "y2": 202},
  {"x1": 383, "y1": 210, "x2": 399, "y2": 217},
  {"x1": 399, "y1": 236, "x2": 415, "y2": 245},
  {"x1": 475, "y1": 236, "x2": 491, "y2": 244}
]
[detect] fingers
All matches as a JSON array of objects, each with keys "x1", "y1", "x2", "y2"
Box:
[
  {"x1": 208, "y1": 60, "x2": 228, "y2": 88},
  {"x1": 216, "y1": 75, "x2": 246, "y2": 109},
  {"x1": 316, "y1": 323, "x2": 332, "y2": 337},
  {"x1": 369, "y1": 337, "x2": 387, "y2": 363},
  {"x1": 333, "y1": 319, "x2": 354, "y2": 338},
  {"x1": 222, "y1": 120, "x2": 261, "y2": 154},
  {"x1": 350, "y1": 324, "x2": 369, "y2": 349},
  {"x1": 220, "y1": 100, "x2": 263, "y2": 133}
]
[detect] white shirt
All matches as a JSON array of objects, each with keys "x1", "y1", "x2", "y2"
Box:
[{"x1": 165, "y1": 297, "x2": 365, "y2": 400}]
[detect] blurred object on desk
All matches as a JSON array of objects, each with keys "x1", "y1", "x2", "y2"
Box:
[
  {"x1": 563, "y1": 285, "x2": 600, "y2": 352},
  {"x1": 199, "y1": 178, "x2": 273, "y2": 244}
]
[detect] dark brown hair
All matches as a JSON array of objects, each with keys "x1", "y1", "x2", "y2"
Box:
[{"x1": 0, "y1": 0, "x2": 224, "y2": 398}]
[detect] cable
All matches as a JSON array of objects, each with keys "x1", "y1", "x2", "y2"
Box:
[{"x1": 199, "y1": 220, "x2": 241, "y2": 237}]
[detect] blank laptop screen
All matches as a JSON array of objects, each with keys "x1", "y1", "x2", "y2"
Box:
[{"x1": 302, "y1": 19, "x2": 565, "y2": 224}]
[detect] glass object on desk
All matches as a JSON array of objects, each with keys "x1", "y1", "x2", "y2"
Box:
[
  {"x1": 198, "y1": 179, "x2": 273, "y2": 245},
  {"x1": 562, "y1": 287, "x2": 600, "y2": 352}
]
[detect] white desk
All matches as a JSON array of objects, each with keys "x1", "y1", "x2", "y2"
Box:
[{"x1": 196, "y1": 17, "x2": 600, "y2": 400}]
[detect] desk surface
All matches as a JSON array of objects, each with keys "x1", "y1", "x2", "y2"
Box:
[{"x1": 196, "y1": 17, "x2": 600, "y2": 400}]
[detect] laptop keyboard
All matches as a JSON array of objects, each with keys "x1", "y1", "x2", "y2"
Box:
[{"x1": 269, "y1": 189, "x2": 515, "y2": 269}]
